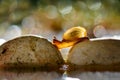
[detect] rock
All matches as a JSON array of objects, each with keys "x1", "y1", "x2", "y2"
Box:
[
  {"x1": 67, "y1": 39, "x2": 120, "y2": 66},
  {"x1": 0, "y1": 36, "x2": 64, "y2": 70}
]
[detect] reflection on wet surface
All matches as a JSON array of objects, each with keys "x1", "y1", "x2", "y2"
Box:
[
  {"x1": 68, "y1": 71, "x2": 120, "y2": 80},
  {"x1": 0, "y1": 70, "x2": 62, "y2": 80},
  {"x1": 0, "y1": 69, "x2": 120, "y2": 80}
]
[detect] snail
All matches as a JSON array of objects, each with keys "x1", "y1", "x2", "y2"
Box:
[{"x1": 53, "y1": 26, "x2": 89, "y2": 49}]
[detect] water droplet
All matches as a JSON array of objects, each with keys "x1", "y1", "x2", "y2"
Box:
[
  {"x1": 2, "y1": 25, "x2": 21, "y2": 40},
  {"x1": 58, "y1": 1, "x2": 72, "y2": 15},
  {"x1": 45, "y1": 5, "x2": 58, "y2": 19},
  {"x1": 93, "y1": 25, "x2": 108, "y2": 37},
  {"x1": 87, "y1": 0, "x2": 102, "y2": 11}
]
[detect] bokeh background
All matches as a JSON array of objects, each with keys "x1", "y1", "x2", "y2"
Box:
[
  {"x1": 0, "y1": 1, "x2": 120, "y2": 80},
  {"x1": 0, "y1": 0, "x2": 120, "y2": 41}
]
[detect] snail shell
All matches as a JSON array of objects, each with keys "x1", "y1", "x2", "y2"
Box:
[
  {"x1": 53, "y1": 26, "x2": 88, "y2": 49},
  {"x1": 63, "y1": 26, "x2": 87, "y2": 41}
]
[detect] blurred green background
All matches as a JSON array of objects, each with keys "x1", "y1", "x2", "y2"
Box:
[{"x1": 0, "y1": 0, "x2": 120, "y2": 41}]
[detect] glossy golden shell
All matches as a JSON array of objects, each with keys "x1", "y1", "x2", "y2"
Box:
[{"x1": 63, "y1": 26, "x2": 87, "y2": 41}]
